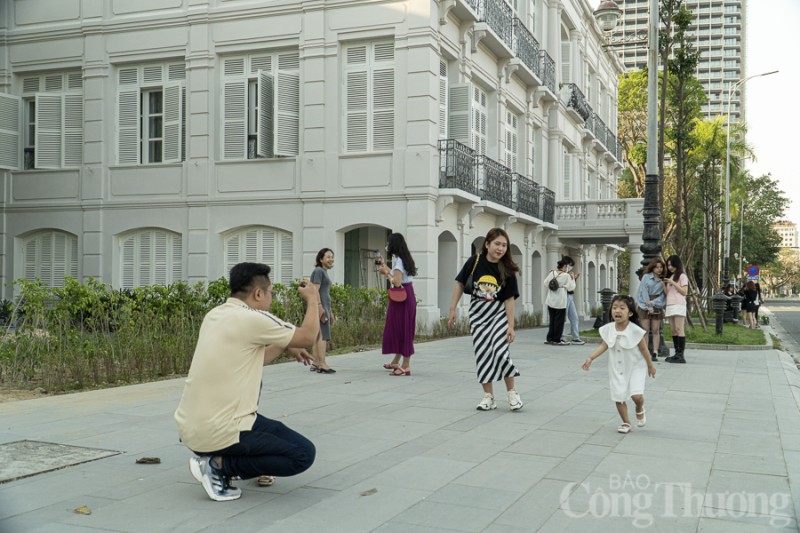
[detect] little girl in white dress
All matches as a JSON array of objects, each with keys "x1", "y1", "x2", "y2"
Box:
[{"x1": 582, "y1": 295, "x2": 657, "y2": 434}]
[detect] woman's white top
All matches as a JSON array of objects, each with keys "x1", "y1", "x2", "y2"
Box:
[
  {"x1": 392, "y1": 257, "x2": 414, "y2": 284},
  {"x1": 599, "y1": 322, "x2": 648, "y2": 402},
  {"x1": 544, "y1": 270, "x2": 576, "y2": 309}
]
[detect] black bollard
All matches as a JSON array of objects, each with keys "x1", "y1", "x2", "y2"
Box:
[
  {"x1": 712, "y1": 293, "x2": 730, "y2": 335},
  {"x1": 730, "y1": 294, "x2": 743, "y2": 324},
  {"x1": 599, "y1": 288, "x2": 616, "y2": 326}
]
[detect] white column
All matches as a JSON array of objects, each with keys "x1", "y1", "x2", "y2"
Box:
[
  {"x1": 629, "y1": 239, "x2": 643, "y2": 298},
  {"x1": 545, "y1": 240, "x2": 562, "y2": 324}
]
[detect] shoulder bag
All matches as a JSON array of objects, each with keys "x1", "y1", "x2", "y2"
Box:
[
  {"x1": 388, "y1": 286, "x2": 407, "y2": 303},
  {"x1": 463, "y1": 254, "x2": 481, "y2": 295}
]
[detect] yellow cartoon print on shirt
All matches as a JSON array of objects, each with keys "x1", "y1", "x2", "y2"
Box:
[{"x1": 476, "y1": 275, "x2": 500, "y2": 301}]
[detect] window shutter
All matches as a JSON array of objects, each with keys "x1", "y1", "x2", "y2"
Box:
[
  {"x1": 154, "y1": 231, "x2": 168, "y2": 285},
  {"x1": 261, "y1": 229, "x2": 275, "y2": 268},
  {"x1": 473, "y1": 87, "x2": 487, "y2": 156},
  {"x1": 162, "y1": 82, "x2": 183, "y2": 164},
  {"x1": 52, "y1": 233, "x2": 67, "y2": 287},
  {"x1": 121, "y1": 236, "x2": 135, "y2": 288},
  {"x1": 63, "y1": 93, "x2": 83, "y2": 168},
  {"x1": 0, "y1": 94, "x2": 21, "y2": 170},
  {"x1": 225, "y1": 234, "x2": 240, "y2": 279},
  {"x1": 275, "y1": 63, "x2": 300, "y2": 156},
  {"x1": 118, "y1": 88, "x2": 140, "y2": 164},
  {"x1": 561, "y1": 42, "x2": 571, "y2": 84},
  {"x1": 280, "y1": 233, "x2": 293, "y2": 285},
  {"x1": 505, "y1": 111, "x2": 518, "y2": 172},
  {"x1": 563, "y1": 152, "x2": 571, "y2": 200},
  {"x1": 40, "y1": 232, "x2": 53, "y2": 286},
  {"x1": 345, "y1": 69, "x2": 368, "y2": 153},
  {"x1": 24, "y1": 238, "x2": 38, "y2": 282},
  {"x1": 138, "y1": 232, "x2": 152, "y2": 286},
  {"x1": 244, "y1": 229, "x2": 259, "y2": 262},
  {"x1": 372, "y1": 43, "x2": 394, "y2": 151},
  {"x1": 35, "y1": 94, "x2": 63, "y2": 169},
  {"x1": 172, "y1": 234, "x2": 182, "y2": 282},
  {"x1": 222, "y1": 79, "x2": 248, "y2": 160},
  {"x1": 256, "y1": 71, "x2": 274, "y2": 158},
  {"x1": 448, "y1": 83, "x2": 472, "y2": 147},
  {"x1": 438, "y1": 60, "x2": 448, "y2": 140},
  {"x1": 70, "y1": 235, "x2": 78, "y2": 280}
]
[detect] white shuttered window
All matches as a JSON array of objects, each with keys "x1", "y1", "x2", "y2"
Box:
[
  {"x1": 504, "y1": 109, "x2": 518, "y2": 172},
  {"x1": 343, "y1": 41, "x2": 395, "y2": 153},
  {"x1": 22, "y1": 231, "x2": 79, "y2": 287},
  {"x1": 0, "y1": 94, "x2": 22, "y2": 170},
  {"x1": 563, "y1": 151, "x2": 571, "y2": 200},
  {"x1": 473, "y1": 86, "x2": 487, "y2": 156},
  {"x1": 120, "y1": 229, "x2": 183, "y2": 288},
  {"x1": 17, "y1": 71, "x2": 83, "y2": 170},
  {"x1": 221, "y1": 51, "x2": 300, "y2": 160},
  {"x1": 561, "y1": 42, "x2": 571, "y2": 85},
  {"x1": 224, "y1": 227, "x2": 294, "y2": 286},
  {"x1": 447, "y1": 82, "x2": 487, "y2": 155},
  {"x1": 116, "y1": 62, "x2": 185, "y2": 165},
  {"x1": 438, "y1": 60, "x2": 448, "y2": 140}
]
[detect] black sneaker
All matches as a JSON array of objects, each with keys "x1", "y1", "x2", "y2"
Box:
[{"x1": 667, "y1": 356, "x2": 686, "y2": 364}]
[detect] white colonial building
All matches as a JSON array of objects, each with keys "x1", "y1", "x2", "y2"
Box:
[{"x1": 0, "y1": 0, "x2": 643, "y2": 323}]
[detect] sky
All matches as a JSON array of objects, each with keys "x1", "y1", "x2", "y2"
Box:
[{"x1": 588, "y1": 0, "x2": 800, "y2": 225}]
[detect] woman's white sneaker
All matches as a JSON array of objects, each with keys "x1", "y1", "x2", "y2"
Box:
[
  {"x1": 476, "y1": 393, "x2": 497, "y2": 411},
  {"x1": 507, "y1": 389, "x2": 523, "y2": 411}
]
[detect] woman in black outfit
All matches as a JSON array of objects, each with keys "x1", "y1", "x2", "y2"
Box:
[
  {"x1": 754, "y1": 282, "x2": 763, "y2": 328},
  {"x1": 742, "y1": 280, "x2": 759, "y2": 329}
]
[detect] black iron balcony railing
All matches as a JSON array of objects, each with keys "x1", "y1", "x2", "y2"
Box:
[
  {"x1": 593, "y1": 113, "x2": 605, "y2": 142},
  {"x1": 462, "y1": 0, "x2": 479, "y2": 12},
  {"x1": 541, "y1": 187, "x2": 555, "y2": 224},
  {"x1": 584, "y1": 106, "x2": 596, "y2": 136},
  {"x1": 438, "y1": 139, "x2": 478, "y2": 196},
  {"x1": 476, "y1": 155, "x2": 513, "y2": 208},
  {"x1": 607, "y1": 130, "x2": 617, "y2": 158},
  {"x1": 514, "y1": 173, "x2": 540, "y2": 218},
  {"x1": 512, "y1": 18, "x2": 540, "y2": 78},
  {"x1": 565, "y1": 83, "x2": 591, "y2": 123},
  {"x1": 616, "y1": 138, "x2": 623, "y2": 162},
  {"x1": 539, "y1": 50, "x2": 556, "y2": 94},
  {"x1": 479, "y1": 0, "x2": 513, "y2": 50}
]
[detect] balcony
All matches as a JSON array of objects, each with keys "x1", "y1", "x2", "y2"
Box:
[
  {"x1": 513, "y1": 173, "x2": 540, "y2": 219},
  {"x1": 555, "y1": 199, "x2": 645, "y2": 245},
  {"x1": 562, "y1": 83, "x2": 591, "y2": 124},
  {"x1": 473, "y1": 0, "x2": 514, "y2": 58},
  {"x1": 541, "y1": 187, "x2": 555, "y2": 224},
  {"x1": 583, "y1": 109, "x2": 597, "y2": 143},
  {"x1": 476, "y1": 155, "x2": 513, "y2": 209},
  {"x1": 539, "y1": 51, "x2": 556, "y2": 95},
  {"x1": 438, "y1": 0, "x2": 480, "y2": 25},
  {"x1": 438, "y1": 139, "x2": 478, "y2": 197},
  {"x1": 616, "y1": 139, "x2": 623, "y2": 163},
  {"x1": 511, "y1": 18, "x2": 541, "y2": 87}
]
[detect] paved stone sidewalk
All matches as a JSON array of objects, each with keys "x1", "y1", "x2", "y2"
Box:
[{"x1": 2, "y1": 325, "x2": 800, "y2": 532}]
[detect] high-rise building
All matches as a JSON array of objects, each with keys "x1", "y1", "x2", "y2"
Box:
[
  {"x1": 616, "y1": 0, "x2": 747, "y2": 122},
  {"x1": 774, "y1": 221, "x2": 798, "y2": 249}
]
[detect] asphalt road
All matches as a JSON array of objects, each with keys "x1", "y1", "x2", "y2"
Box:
[{"x1": 765, "y1": 297, "x2": 800, "y2": 346}]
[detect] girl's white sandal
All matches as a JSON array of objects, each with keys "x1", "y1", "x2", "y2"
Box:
[
  {"x1": 618, "y1": 423, "x2": 632, "y2": 434},
  {"x1": 636, "y1": 409, "x2": 646, "y2": 427}
]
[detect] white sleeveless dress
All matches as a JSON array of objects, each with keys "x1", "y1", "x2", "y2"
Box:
[{"x1": 599, "y1": 322, "x2": 648, "y2": 402}]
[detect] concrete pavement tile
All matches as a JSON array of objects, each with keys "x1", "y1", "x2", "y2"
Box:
[
  {"x1": 610, "y1": 434, "x2": 718, "y2": 463},
  {"x1": 391, "y1": 500, "x2": 502, "y2": 532},
  {"x1": 425, "y1": 483, "x2": 521, "y2": 511},
  {"x1": 589, "y1": 452, "x2": 712, "y2": 488},
  {"x1": 452, "y1": 452, "x2": 561, "y2": 492},
  {"x1": 422, "y1": 433, "x2": 514, "y2": 464},
  {"x1": 703, "y1": 470, "x2": 791, "y2": 515},
  {"x1": 441, "y1": 413, "x2": 489, "y2": 432},
  {"x1": 25, "y1": 524, "x2": 124, "y2": 533},
  {"x1": 0, "y1": 495, "x2": 118, "y2": 533},
  {"x1": 543, "y1": 450, "x2": 607, "y2": 483},
  {"x1": 493, "y1": 478, "x2": 578, "y2": 531},
  {"x1": 389, "y1": 406, "x2": 477, "y2": 426},
  {"x1": 715, "y1": 434, "x2": 784, "y2": 457},
  {"x1": 539, "y1": 414, "x2": 616, "y2": 435},
  {"x1": 362, "y1": 456, "x2": 476, "y2": 491},
  {"x1": 308, "y1": 433, "x2": 397, "y2": 463},
  {"x1": 503, "y1": 429, "x2": 588, "y2": 458},
  {"x1": 712, "y1": 453, "x2": 788, "y2": 477},
  {"x1": 331, "y1": 418, "x2": 440, "y2": 443},
  {"x1": 371, "y1": 522, "x2": 456, "y2": 533},
  {"x1": 697, "y1": 516, "x2": 797, "y2": 532}
]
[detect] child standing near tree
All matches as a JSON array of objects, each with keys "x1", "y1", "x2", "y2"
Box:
[{"x1": 581, "y1": 295, "x2": 656, "y2": 434}]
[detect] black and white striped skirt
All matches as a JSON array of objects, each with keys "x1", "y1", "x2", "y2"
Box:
[{"x1": 469, "y1": 298, "x2": 520, "y2": 384}]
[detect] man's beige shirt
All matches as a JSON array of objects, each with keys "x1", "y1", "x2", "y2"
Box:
[{"x1": 174, "y1": 298, "x2": 295, "y2": 452}]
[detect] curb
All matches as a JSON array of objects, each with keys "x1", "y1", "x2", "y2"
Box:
[{"x1": 572, "y1": 326, "x2": 772, "y2": 351}]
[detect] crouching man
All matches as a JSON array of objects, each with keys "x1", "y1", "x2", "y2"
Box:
[{"x1": 175, "y1": 262, "x2": 320, "y2": 501}]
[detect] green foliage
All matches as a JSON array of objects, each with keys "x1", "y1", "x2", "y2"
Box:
[{"x1": 580, "y1": 321, "x2": 765, "y2": 345}]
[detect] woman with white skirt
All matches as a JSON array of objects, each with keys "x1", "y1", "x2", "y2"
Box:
[{"x1": 663, "y1": 255, "x2": 689, "y2": 364}]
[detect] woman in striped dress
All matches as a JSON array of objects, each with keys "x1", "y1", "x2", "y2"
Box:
[{"x1": 447, "y1": 228, "x2": 522, "y2": 411}]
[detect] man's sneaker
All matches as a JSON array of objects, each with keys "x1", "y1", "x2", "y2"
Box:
[
  {"x1": 571, "y1": 339, "x2": 586, "y2": 345},
  {"x1": 476, "y1": 393, "x2": 497, "y2": 411},
  {"x1": 194, "y1": 457, "x2": 242, "y2": 501},
  {"x1": 508, "y1": 389, "x2": 523, "y2": 411},
  {"x1": 189, "y1": 456, "x2": 204, "y2": 483}
]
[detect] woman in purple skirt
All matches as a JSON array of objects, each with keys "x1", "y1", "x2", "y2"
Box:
[{"x1": 378, "y1": 233, "x2": 418, "y2": 376}]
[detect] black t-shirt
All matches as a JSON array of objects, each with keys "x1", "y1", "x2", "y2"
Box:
[{"x1": 455, "y1": 254, "x2": 519, "y2": 302}]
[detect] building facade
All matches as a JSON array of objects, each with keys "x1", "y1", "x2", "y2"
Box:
[
  {"x1": 617, "y1": 0, "x2": 747, "y2": 122},
  {"x1": 0, "y1": 0, "x2": 642, "y2": 323},
  {"x1": 774, "y1": 221, "x2": 797, "y2": 249}
]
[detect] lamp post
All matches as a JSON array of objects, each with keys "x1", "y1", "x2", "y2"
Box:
[
  {"x1": 721, "y1": 71, "x2": 778, "y2": 290},
  {"x1": 593, "y1": 0, "x2": 665, "y2": 356}
]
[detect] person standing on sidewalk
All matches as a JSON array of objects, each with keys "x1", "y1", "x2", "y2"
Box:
[
  {"x1": 175, "y1": 262, "x2": 319, "y2": 502},
  {"x1": 742, "y1": 280, "x2": 759, "y2": 329},
  {"x1": 755, "y1": 282, "x2": 763, "y2": 328},
  {"x1": 663, "y1": 255, "x2": 689, "y2": 364},
  {"x1": 559, "y1": 256, "x2": 584, "y2": 346},
  {"x1": 378, "y1": 233, "x2": 418, "y2": 376},
  {"x1": 310, "y1": 248, "x2": 336, "y2": 374},
  {"x1": 635, "y1": 258, "x2": 667, "y2": 361},
  {"x1": 448, "y1": 228, "x2": 523, "y2": 411},
  {"x1": 544, "y1": 259, "x2": 576, "y2": 346}
]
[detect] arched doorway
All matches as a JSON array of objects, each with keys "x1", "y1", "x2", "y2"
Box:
[
  {"x1": 610, "y1": 266, "x2": 615, "y2": 292},
  {"x1": 342, "y1": 225, "x2": 391, "y2": 289},
  {"x1": 511, "y1": 244, "x2": 523, "y2": 315},
  {"x1": 588, "y1": 261, "x2": 597, "y2": 309},
  {"x1": 600, "y1": 264, "x2": 607, "y2": 290},
  {"x1": 438, "y1": 231, "x2": 458, "y2": 317},
  {"x1": 531, "y1": 251, "x2": 542, "y2": 313}
]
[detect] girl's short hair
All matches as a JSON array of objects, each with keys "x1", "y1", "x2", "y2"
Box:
[
  {"x1": 643, "y1": 257, "x2": 666, "y2": 275},
  {"x1": 610, "y1": 295, "x2": 641, "y2": 329}
]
